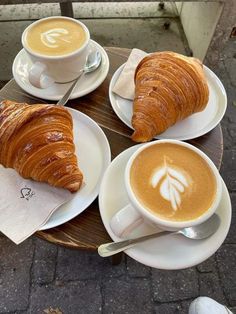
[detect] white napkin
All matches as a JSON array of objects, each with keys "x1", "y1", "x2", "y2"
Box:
[
  {"x1": 0, "y1": 165, "x2": 72, "y2": 244},
  {"x1": 112, "y1": 48, "x2": 147, "y2": 100}
]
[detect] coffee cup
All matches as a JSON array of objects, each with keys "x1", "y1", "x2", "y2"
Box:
[
  {"x1": 110, "y1": 140, "x2": 222, "y2": 237},
  {"x1": 21, "y1": 16, "x2": 90, "y2": 89}
]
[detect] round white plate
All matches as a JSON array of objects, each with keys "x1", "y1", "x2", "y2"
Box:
[
  {"x1": 99, "y1": 145, "x2": 231, "y2": 269},
  {"x1": 109, "y1": 63, "x2": 227, "y2": 141},
  {"x1": 13, "y1": 40, "x2": 109, "y2": 101},
  {"x1": 40, "y1": 107, "x2": 111, "y2": 230}
]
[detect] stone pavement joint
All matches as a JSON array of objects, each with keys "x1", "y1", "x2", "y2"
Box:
[
  {"x1": 199, "y1": 273, "x2": 226, "y2": 305},
  {"x1": 152, "y1": 268, "x2": 199, "y2": 302},
  {"x1": 29, "y1": 281, "x2": 102, "y2": 314},
  {"x1": 154, "y1": 299, "x2": 192, "y2": 314},
  {"x1": 0, "y1": 238, "x2": 34, "y2": 312},
  {"x1": 126, "y1": 256, "x2": 151, "y2": 278},
  {"x1": 103, "y1": 277, "x2": 152, "y2": 314},
  {"x1": 216, "y1": 245, "x2": 236, "y2": 307},
  {"x1": 56, "y1": 249, "x2": 126, "y2": 281},
  {"x1": 196, "y1": 255, "x2": 217, "y2": 273},
  {"x1": 32, "y1": 238, "x2": 58, "y2": 285}
]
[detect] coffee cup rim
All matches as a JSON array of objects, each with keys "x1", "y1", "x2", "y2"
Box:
[
  {"x1": 22, "y1": 16, "x2": 90, "y2": 60},
  {"x1": 125, "y1": 139, "x2": 222, "y2": 229}
]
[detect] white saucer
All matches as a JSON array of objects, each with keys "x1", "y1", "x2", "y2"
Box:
[
  {"x1": 99, "y1": 145, "x2": 231, "y2": 269},
  {"x1": 41, "y1": 107, "x2": 111, "y2": 230},
  {"x1": 12, "y1": 40, "x2": 109, "y2": 101},
  {"x1": 109, "y1": 64, "x2": 227, "y2": 141}
]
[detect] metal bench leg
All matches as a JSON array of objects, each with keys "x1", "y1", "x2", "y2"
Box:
[
  {"x1": 60, "y1": 2, "x2": 74, "y2": 18},
  {"x1": 111, "y1": 252, "x2": 123, "y2": 265}
]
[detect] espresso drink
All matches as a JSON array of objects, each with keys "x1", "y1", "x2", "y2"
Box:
[
  {"x1": 130, "y1": 143, "x2": 217, "y2": 221},
  {"x1": 25, "y1": 18, "x2": 87, "y2": 56}
]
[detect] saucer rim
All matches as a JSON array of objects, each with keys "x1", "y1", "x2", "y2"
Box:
[
  {"x1": 99, "y1": 144, "x2": 232, "y2": 269},
  {"x1": 109, "y1": 63, "x2": 227, "y2": 141},
  {"x1": 12, "y1": 40, "x2": 109, "y2": 101}
]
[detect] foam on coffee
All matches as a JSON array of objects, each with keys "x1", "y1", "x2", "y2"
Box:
[
  {"x1": 25, "y1": 18, "x2": 87, "y2": 56},
  {"x1": 130, "y1": 143, "x2": 217, "y2": 221}
]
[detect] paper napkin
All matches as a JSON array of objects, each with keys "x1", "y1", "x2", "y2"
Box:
[
  {"x1": 0, "y1": 165, "x2": 72, "y2": 244},
  {"x1": 112, "y1": 48, "x2": 147, "y2": 100}
]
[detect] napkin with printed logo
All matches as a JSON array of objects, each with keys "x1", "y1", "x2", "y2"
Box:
[
  {"x1": 112, "y1": 48, "x2": 147, "y2": 100},
  {"x1": 0, "y1": 165, "x2": 72, "y2": 244}
]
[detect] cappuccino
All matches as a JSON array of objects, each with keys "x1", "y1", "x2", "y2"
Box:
[
  {"x1": 130, "y1": 143, "x2": 217, "y2": 221},
  {"x1": 25, "y1": 18, "x2": 87, "y2": 56}
]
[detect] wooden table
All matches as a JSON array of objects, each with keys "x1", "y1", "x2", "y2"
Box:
[{"x1": 0, "y1": 47, "x2": 223, "y2": 257}]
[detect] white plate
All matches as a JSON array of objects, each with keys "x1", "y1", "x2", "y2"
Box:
[
  {"x1": 99, "y1": 145, "x2": 231, "y2": 269},
  {"x1": 12, "y1": 40, "x2": 109, "y2": 101},
  {"x1": 40, "y1": 107, "x2": 111, "y2": 230},
  {"x1": 109, "y1": 63, "x2": 227, "y2": 141}
]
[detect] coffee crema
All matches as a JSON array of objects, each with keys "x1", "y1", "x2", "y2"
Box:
[
  {"x1": 130, "y1": 143, "x2": 217, "y2": 221},
  {"x1": 25, "y1": 18, "x2": 87, "y2": 56}
]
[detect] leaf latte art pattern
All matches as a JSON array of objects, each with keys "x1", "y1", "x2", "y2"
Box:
[
  {"x1": 150, "y1": 158, "x2": 189, "y2": 211},
  {"x1": 40, "y1": 28, "x2": 70, "y2": 48}
]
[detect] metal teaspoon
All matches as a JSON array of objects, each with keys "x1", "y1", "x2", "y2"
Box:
[
  {"x1": 57, "y1": 50, "x2": 102, "y2": 106},
  {"x1": 98, "y1": 214, "x2": 220, "y2": 257}
]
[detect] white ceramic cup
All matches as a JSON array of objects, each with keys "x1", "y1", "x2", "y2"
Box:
[
  {"x1": 21, "y1": 16, "x2": 90, "y2": 89},
  {"x1": 110, "y1": 140, "x2": 222, "y2": 238}
]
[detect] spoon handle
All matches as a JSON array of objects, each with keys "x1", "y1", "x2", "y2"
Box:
[
  {"x1": 98, "y1": 230, "x2": 176, "y2": 257},
  {"x1": 56, "y1": 71, "x2": 84, "y2": 106}
]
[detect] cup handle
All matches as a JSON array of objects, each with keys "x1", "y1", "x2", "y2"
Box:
[
  {"x1": 28, "y1": 62, "x2": 55, "y2": 89},
  {"x1": 110, "y1": 204, "x2": 143, "y2": 238}
]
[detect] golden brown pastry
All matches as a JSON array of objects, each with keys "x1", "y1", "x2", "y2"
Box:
[
  {"x1": 0, "y1": 100, "x2": 83, "y2": 192},
  {"x1": 132, "y1": 51, "x2": 209, "y2": 142}
]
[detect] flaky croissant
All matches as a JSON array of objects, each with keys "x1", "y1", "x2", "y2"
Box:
[
  {"x1": 0, "y1": 100, "x2": 83, "y2": 192},
  {"x1": 132, "y1": 51, "x2": 209, "y2": 142}
]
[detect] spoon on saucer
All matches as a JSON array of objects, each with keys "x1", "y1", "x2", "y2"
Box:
[
  {"x1": 57, "y1": 50, "x2": 102, "y2": 106},
  {"x1": 98, "y1": 214, "x2": 220, "y2": 257}
]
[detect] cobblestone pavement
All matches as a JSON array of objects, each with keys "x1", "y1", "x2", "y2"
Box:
[{"x1": 0, "y1": 19, "x2": 236, "y2": 314}]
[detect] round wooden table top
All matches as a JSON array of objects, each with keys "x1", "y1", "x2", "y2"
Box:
[{"x1": 0, "y1": 47, "x2": 223, "y2": 250}]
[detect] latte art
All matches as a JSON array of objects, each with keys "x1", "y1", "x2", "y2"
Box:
[
  {"x1": 40, "y1": 28, "x2": 70, "y2": 48},
  {"x1": 130, "y1": 143, "x2": 216, "y2": 221},
  {"x1": 25, "y1": 18, "x2": 87, "y2": 56},
  {"x1": 151, "y1": 158, "x2": 191, "y2": 211}
]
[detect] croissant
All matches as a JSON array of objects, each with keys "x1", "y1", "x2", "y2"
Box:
[
  {"x1": 132, "y1": 51, "x2": 209, "y2": 142},
  {"x1": 0, "y1": 100, "x2": 83, "y2": 192}
]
